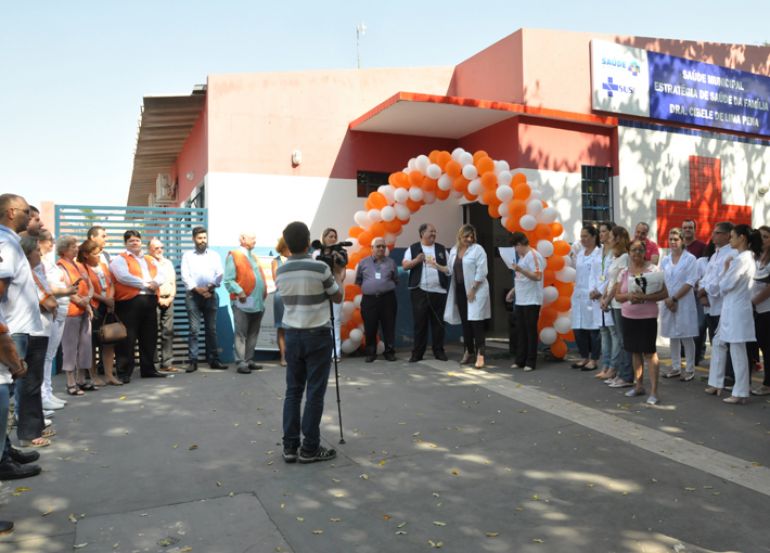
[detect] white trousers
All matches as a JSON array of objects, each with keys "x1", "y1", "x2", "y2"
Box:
[
  {"x1": 708, "y1": 334, "x2": 750, "y2": 397},
  {"x1": 670, "y1": 337, "x2": 695, "y2": 374},
  {"x1": 43, "y1": 317, "x2": 66, "y2": 401}
]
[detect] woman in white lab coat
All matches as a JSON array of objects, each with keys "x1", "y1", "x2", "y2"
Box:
[
  {"x1": 706, "y1": 224, "x2": 761, "y2": 404},
  {"x1": 660, "y1": 228, "x2": 699, "y2": 381},
  {"x1": 444, "y1": 224, "x2": 491, "y2": 368},
  {"x1": 571, "y1": 225, "x2": 602, "y2": 370}
]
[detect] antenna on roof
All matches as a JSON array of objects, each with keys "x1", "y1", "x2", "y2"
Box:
[{"x1": 356, "y1": 22, "x2": 367, "y2": 69}]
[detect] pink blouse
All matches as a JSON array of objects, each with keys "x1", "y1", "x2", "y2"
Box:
[{"x1": 619, "y1": 266, "x2": 660, "y2": 319}]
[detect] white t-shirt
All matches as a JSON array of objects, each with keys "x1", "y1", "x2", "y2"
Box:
[
  {"x1": 403, "y1": 244, "x2": 447, "y2": 294},
  {"x1": 43, "y1": 252, "x2": 70, "y2": 321},
  {"x1": 31, "y1": 264, "x2": 52, "y2": 337},
  {"x1": 0, "y1": 225, "x2": 43, "y2": 335},
  {"x1": 0, "y1": 309, "x2": 11, "y2": 385},
  {"x1": 754, "y1": 260, "x2": 770, "y2": 314},
  {"x1": 514, "y1": 249, "x2": 545, "y2": 306}
]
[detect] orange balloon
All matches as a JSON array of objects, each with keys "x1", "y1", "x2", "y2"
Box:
[
  {"x1": 504, "y1": 217, "x2": 518, "y2": 232},
  {"x1": 550, "y1": 339, "x2": 567, "y2": 359},
  {"x1": 487, "y1": 202, "x2": 501, "y2": 219},
  {"x1": 349, "y1": 226, "x2": 363, "y2": 238},
  {"x1": 436, "y1": 188, "x2": 451, "y2": 201},
  {"x1": 546, "y1": 255, "x2": 565, "y2": 271},
  {"x1": 358, "y1": 231, "x2": 373, "y2": 247},
  {"x1": 350, "y1": 309, "x2": 363, "y2": 328},
  {"x1": 551, "y1": 222, "x2": 564, "y2": 237},
  {"x1": 341, "y1": 325, "x2": 351, "y2": 340},
  {"x1": 553, "y1": 240, "x2": 570, "y2": 256},
  {"x1": 512, "y1": 172, "x2": 527, "y2": 185},
  {"x1": 509, "y1": 199, "x2": 526, "y2": 219},
  {"x1": 535, "y1": 224, "x2": 553, "y2": 241},
  {"x1": 445, "y1": 160, "x2": 462, "y2": 178},
  {"x1": 408, "y1": 171, "x2": 423, "y2": 187},
  {"x1": 437, "y1": 151, "x2": 452, "y2": 170},
  {"x1": 428, "y1": 150, "x2": 441, "y2": 163},
  {"x1": 463, "y1": 190, "x2": 476, "y2": 202},
  {"x1": 561, "y1": 330, "x2": 576, "y2": 342},
  {"x1": 347, "y1": 253, "x2": 360, "y2": 268},
  {"x1": 476, "y1": 156, "x2": 495, "y2": 175},
  {"x1": 369, "y1": 221, "x2": 386, "y2": 237},
  {"x1": 388, "y1": 172, "x2": 406, "y2": 188},
  {"x1": 406, "y1": 198, "x2": 423, "y2": 212},
  {"x1": 513, "y1": 183, "x2": 531, "y2": 201},
  {"x1": 368, "y1": 192, "x2": 388, "y2": 210},
  {"x1": 554, "y1": 280, "x2": 574, "y2": 295},
  {"x1": 541, "y1": 307, "x2": 557, "y2": 325},
  {"x1": 543, "y1": 269, "x2": 556, "y2": 286},
  {"x1": 553, "y1": 296, "x2": 571, "y2": 312},
  {"x1": 421, "y1": 177, "x2": 438, "y2": 193},
  {"x1": 452, "y1": 176, "x2": 469, "y2": 193},
  {"x1": 472, "y1": 150, "x2": 489, "y2": 163},
  {"x1": 384, "y1": 219, "x2": 402, "y2": 233},
  {"x1": 480, "y1": 172, "x2": 497, "y2": 190},
  {"x1": 345, "y1": 284, "x2": 361, "y2": 300},
  {"x1": 482, "y1": 189, "x2": 497, "y2": 206}
]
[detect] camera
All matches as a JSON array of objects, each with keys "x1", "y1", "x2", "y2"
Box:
[{"x1": 312, "y1": 240, "x2": 351, "y2": 270}]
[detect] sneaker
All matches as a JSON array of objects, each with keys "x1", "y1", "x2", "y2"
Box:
[
  {"x1": 523, "y1": 366, "x2": 534, "y2": 372},
  {"x1": 663, "y1": 369, "x2": 681, "y2": 379},
  {"x1": 646, "y1": 395, "x2": 659, "y2": 405},
  {"x1": 41, "y1": 399, "x2": 64, "y2": 411},
  {"x1": 680, "y1": 372, "x2": 695, "y2": 382},
  {"x1": 625, "y1": 387, "x2": 646, "y2": 397},
  {"x1": 282, "y1": 447, "x2": 298, "y2": 464},
  {"x1": 603, "y1": 377, "x2": 616, "y2": 384},
  {"x1": 609, "y1": 379, "x2": 634, "y2": 388},
  {"x1": 751, "y1": 385, "x2": 770, "y2": 396},
  {"x1": 510, "y1": 363, "x2": 523, "y2": 370},
  {"x1": 43, "y1": 410, "x2": 55, "y2": 418},
  {"x1": 50, "y1": 395, "x2": 67, "y2": 405},
  {"x1": 298, "y1": 446, "x2": 337, "y2": 464}
]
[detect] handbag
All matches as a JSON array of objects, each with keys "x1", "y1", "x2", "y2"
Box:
[{"x1": 99, "y1": 311, "x2": 127, "y2": 344}]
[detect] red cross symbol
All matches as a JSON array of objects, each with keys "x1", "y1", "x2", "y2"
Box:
[{"x1": 656, "y1": 156, "x2": 752, "y2": 247}]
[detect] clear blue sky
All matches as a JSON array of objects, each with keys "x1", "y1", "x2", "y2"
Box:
[{"x1": 1, "y1": 0, "x2": 768, "y2": 208}]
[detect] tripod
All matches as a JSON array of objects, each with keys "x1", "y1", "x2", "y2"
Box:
[{"x1": 328, "y1": 298, "x2": 346, "y2": 444}]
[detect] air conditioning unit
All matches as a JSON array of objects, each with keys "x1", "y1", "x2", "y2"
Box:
[
  {"x1": 148, "y1": 193, "x2": 156, "y2": 206},
  {"x1": 155, "y1": 173, "x2": 176, "y2": 204}
]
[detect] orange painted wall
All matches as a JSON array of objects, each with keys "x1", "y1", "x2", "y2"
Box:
[
  {"x1": 175, "y1": 108, "x2": 208, "y2": 203},
  {"x1": 205, "y1": 67, "x2": 454, "y2": 179}
]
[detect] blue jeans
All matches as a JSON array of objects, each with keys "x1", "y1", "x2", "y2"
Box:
[
  {"x1": 599, "y1": 323, "x2": 621, "y2": 371},
  {"x1": 282, "y1": 327, "x2": 333, "y2": 453},
  {"x1": 612, "y1": 309, "x2": 633, "y2": 382},
  {"x1": 0, "y1": 383, "x2": 11, "y2": 462},
  {"x1": 185, "y1": 291, "x2": 220, "y2": 362}
]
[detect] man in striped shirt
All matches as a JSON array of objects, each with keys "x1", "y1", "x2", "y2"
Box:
[{"x1": 275, "y1": 221, "x2": 342, "y2": 464}]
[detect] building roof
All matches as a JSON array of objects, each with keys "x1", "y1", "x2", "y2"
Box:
[{"x1": 127, "y1": 90, "x2": 205, "y2": 206}]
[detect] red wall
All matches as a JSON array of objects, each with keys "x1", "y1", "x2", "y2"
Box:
[{"x1": 175, "y1": 108, "x2": 208, "y2": 203}]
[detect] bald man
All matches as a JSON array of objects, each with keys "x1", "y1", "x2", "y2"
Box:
[{"x1": 224, "y1": 232, "x2": 268, "y2": 374}]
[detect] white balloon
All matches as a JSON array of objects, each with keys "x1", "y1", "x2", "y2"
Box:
[
  {"x1": 462, "y1": 164, "x2": 478, "y2": 180},
  {"x1": 554, "y1": 316, "x2": 572, "y2": 334},
  {"x1": 354, "y1": 210, "x2": 370, "y2": 228},
  {"x1": 349, "y1": 328, "x2": 363, "y2": 343},
  {"x1": 341, "y1": 339, "x2": 357, "y2": 354},
  {"x1": 520, "y1": 214, "x2": 537, "y2": 231},
  {"x1": 537, "y1": 240, "x2": 554, "y2": 258},
  {"x1": 501, "y1": 216, "x2": 509, "y2": 228},
  {"x1": 376, "y1": 341, "x2": 386, "y2": 354},
  {"x1": 368, "y1": 208, "x2": 382, "y2": 223},
  {"x1": 496, "y1": 160, "x2": 510, "y2": 173},
  {"x1": 353, "y1": 294, "x2": 362, "y2": 308},
  {"x1": 394, "y1": 188, "x2": 409, "y2": 203},
  {"x1": 423, "y1": 191, "x2": 436, "y2": 204},
  {"x1": 527, "y1": 199, "x2": 543, "y2": 216},
  {"x1": 437, "y1": 174, "x2": 452, "y2": 191},
  {"x1": 538, "y1": 207, "x2": 558, "y2": 224},
  {"x1": 496, "y1": 186, "x2": 513, "y2": 202},
  {"x1": 378, "y1": 185, "x2": 395, "y2": 204},
  {"x1": 380, "y1": 205, "x2": 396, "y2": 222},
  {"x1": 459, "y1": 152, "x2": 473, "y2": 166},
  {"x1": 451, "y1": 147, "x2": 465, "y2": 161},
  {"x1": 539, "y1": 327, "x2": 557, "y2": 346},
  {"x1": 384, "y1": 232, "x2": 397, "y2": 245},
  {"x1": 556, "y1": 266, "x2": 577, "y2": 283},
  {"x1": 343, "y1": 270, "x2": 356, "y2": 287},
  {"x1": 407, "y1": 158, "x2": 417, "y2": 172},
  {"x1": 345, "y1": 237, "x2": 360, "y2": 253},
  {"x1": 426, "y1": 163, "x2": 442, "y2": 179},
  {"x1": 394, "y1": 203, "x2": 411, "y2": 221},
  {"x1": 408, "y1": 187, "x2": 424, "y2": 202},
  {"x1": 341, "y1": 298, "x2": 354, "y2": 314},
  {"x1": 416, "y1": 155, "x2": 430, "y2": 173},
  {"x1": 498, "y1": 202, "x2": 510, "y2": 217},
  {"x1": 497, "y1": 171, "x2": 512, "y2": 187},
  {"x1": 542, "y1": 286, "x2": 559, "y2": 305},
  {"x1": 468, "y1": 178, "x2": 482, "y2": 196},
  {"x1": 529, "y1": 189, "x2": 541, "y2": 201}
]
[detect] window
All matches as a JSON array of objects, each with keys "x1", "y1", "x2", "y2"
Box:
[
  {"x1": 187, "y1": 184, "x2": 205, "y2": 209},
  {"x1": 357, "y1": 170, "x2": 389, "y2": 198},
  {"x1": 581, "y1": 166, "x2": 612, "y2": 225}
]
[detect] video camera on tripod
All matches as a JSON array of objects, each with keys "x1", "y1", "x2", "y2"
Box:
[{"x1": 311, "y1": 239, "x2": 351, "y2": 270}]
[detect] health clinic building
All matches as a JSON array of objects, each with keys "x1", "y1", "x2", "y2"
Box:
[{"x1": 126, "y1": 28, "x2": 770, "y2": 335}]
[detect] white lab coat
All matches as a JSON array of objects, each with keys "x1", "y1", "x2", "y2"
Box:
[
  {"x1": 589, "y1": 248, "x2": 614, "y2": 327},
  {"x1": 703, "y1": 245, "x2": 737, "y2": 317},
  {"x1": 660, "y1": 250, "x2": 698, "y2": 338},
  {"x1": 571, "y1": 247, "x2": 602, "y2": 330},
  {"x1": 716, "y1": 250, "x2": 756, "y2": 343},
  {"x1": 444, "y1": 243, "x2": 491, "y2": 323}
]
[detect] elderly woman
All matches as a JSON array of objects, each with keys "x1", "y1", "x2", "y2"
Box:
[
  {"x1": 38, "y1": 231, "x2": 75, "y2": 410},
  {"x1": 601, "y1": 226, "x2": 633, "y2": 387},
  {"x1": 272, "y1": 237, "x2": 290, "y2": 367},
  {"x1": 444, "y1": 224, "x2": 490, "y2": 368},
  {"x1": 17, "y1": 235, "x2": 57, "y2": 447},
  {"x1": 660, "y1": 228, "x2": 699, "y2": 381},
  {"x1": 571, "y1": 225, "x2": 602, "y2": 371},
  {"x1": 614, "y1": 239, "x2": 669, "y2": 405},
  {"x1": 706, "y1": 224, "x2": 761, "y2": 404},
  {"x1": 56, "y1": 235, "x2": 94, "y2": 396},
  {"x1": 751, "y1": 226, "x2": 770, "y2": 396},
  {"x1": 79, "y1": 239, "x2": 119, "y2": 386}
]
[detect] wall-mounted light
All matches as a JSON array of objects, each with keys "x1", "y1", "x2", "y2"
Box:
[
  {"x1": 186, "y1": 171, "x2": 195, "y2": 182},
  {"x1": 291, "y1": 149, "x2": 302, "y2": 167},
  {"x1": 758, "y1": 185, "x2": 769, "y2": 196}
]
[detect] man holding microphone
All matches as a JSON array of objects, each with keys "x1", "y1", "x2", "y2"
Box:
[{"x1": 276, "y1": 222, "x2": 342, "y2": 464}]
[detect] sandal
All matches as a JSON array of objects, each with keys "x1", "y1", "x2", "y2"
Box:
[
  {"x1": 41, "y1": 427, "x2": 56, "y2": 439},
  {"x1": 78, "y1": 382, "x2": 97, "y2": 392},
  {"x1": 66, "y1": 385, "x2": 85, "y2": 396},
  {"x1": 19, "y1": 437, "x2": 50, "y2": 448},
  {"x1": 106, "y1": 378, "x2": 123, "y2": 386}
]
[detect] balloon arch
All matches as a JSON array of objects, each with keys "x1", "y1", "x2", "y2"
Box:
[{"x1": 337, "y1": 148, "x2": 576, "y2": 358}]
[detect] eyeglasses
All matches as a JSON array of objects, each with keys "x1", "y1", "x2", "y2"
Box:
[
  {"x1": 374, "y1": 245, "x2": 387, "y2": 249},
  {"x1": 630, "y1": 247, "x2": 645, "y2": 253}
]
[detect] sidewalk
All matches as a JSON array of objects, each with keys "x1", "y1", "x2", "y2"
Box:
[{"x1": 1, "y1": 346, "x2": 768, "y2": 552}]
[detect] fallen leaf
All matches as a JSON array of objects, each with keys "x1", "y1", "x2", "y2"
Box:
[
  {"x1": 395, "y1": 530, "x2": 407, "y2": 535},
  {"x1": 296, "y1": 517, "x2": 305, "y2": 522},
  {"x1": 450, "y1": 470, "x2": 460, "y2": 476},
  {"x1": 428, "y1": 540, "x2": 443, "y2": 548},
  {"x1": 68, "y1": 513, "x2": 78, "y2": 524},
  {"x1": 14, "y1": 486, "x2": 31, "y2": 493},
  {"x1": 73, "y1": 544, "x2": 88, "y2": 549},
  {"x1": 684, "y1": 487, "x2": 696, "y2": 492},
  {"x1": 433, "y1": 521, "x2": 446, "y2": 527},
  {"x1": 485, "y1": 532, "x2": 499, "y2": 538},
  {"x1": 383, "y1": 514, "x2": 392, "y2": 521},
  {"x1": 41, "y1": 510, "x2": 53, "y2": 517},
  {"x1": 329, "y1": 517, "x2": 342, "y2": 523},
  {"x1": 378, "y1": 460, "x2": 386, "y2": 466},
  {"x1": 360, "y1": 474, "x2": 369, "y2": 480},
  {"x1": 216, "y1": 481, "x2": 222, "y2": 487},
  {"x1": 331, "y1": 478, "x2": 341, "y2": 483},
  {"x1": 180, "y1": 548, "x2": 193, "y2": 553},
  {"x1": 188, "y1": 444, "x2": 198, "y2": 451},
  {"x1": 397, "y1": 522, "x2": 407, "y2": 528},
  {"x1": 118, "y1": 395, "x2": 127, "y2": 400},
  {"x1": 312, "y1": 529, "x2": 324, "y2": 535},
  {"x1": 533, "y1": 538, "x2": 545, "y2": 543}
]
